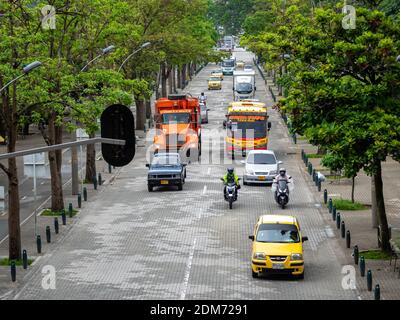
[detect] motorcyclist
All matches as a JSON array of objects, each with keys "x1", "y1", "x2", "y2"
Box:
[
  {"x1": 272, "y1": 168, "x2": 292, "y2": 191},
  {"x1": 222, "y1": 167, "x2": 240, "y2": 198},
  {"x1": 199, "y1": 92, "x2": 207, "y2": 105}
]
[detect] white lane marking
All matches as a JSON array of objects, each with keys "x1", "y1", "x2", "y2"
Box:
[
  {"x1": 21, "y1": 196, "x2": 27, "y2": 200},
  {"x1": 203, "y1": 185, "x2": 207, "y2": 195},
  {"x1": 207, "y1": 168, "x2": 211, "y2": 175},
  {"x1": 314, "y1": 203, "x2": 321, "y2": 208},
  {"x1": 1, "y1": 211, "x2": 6, "y2": 217},
  {"x1": 180, "y1": 238, "x2": 197, "y2": 300}
]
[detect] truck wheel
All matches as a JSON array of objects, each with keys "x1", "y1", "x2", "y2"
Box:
[{"x1": 148, "y1": 185, "x2": 153, "y2": 192}]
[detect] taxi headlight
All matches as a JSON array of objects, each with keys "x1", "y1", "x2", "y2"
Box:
[
  {"x1": 246, "y1": 168, "x2": 255, "y2": 175},
  {"x1": 291, "y1": 253, "x2": 303, "y2": 261},
  {"x1": 253, "y1": 252, "x2": 266, "y2": 260}
]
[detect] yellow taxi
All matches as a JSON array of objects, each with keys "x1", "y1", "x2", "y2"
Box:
[
  {"x1": 211, "y1": 69, "x2": 224, "y2": 81},
  {"x1": 208, "y1": 76, "x2": 222, "y2": 90},
  {"x1": 249, "y1": 215, "x2": 308, "y2": 279}
]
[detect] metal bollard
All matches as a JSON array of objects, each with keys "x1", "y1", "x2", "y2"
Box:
[
  {"x1": 346, "y1": 230, "x2": 351, "y2": 248},
  {"x1": 353, "y1": 245, "x2": 359, "y2": 265},
  {"x1": 374, "y1": 284, "x2": 380, "y2": 300},
  {"x1": 328, "y1": 198, "x2": 333, "y2": 213},
  {"x1": 367, "y1": 270, "x2": 372, "y2": 291},
  {"x1": 292, "y1": 133, "x2": 297, "y2": 144},
  {"x1": 83, "y1": 187, "x2": 87, "y2": 201},
  {"x1": 68, "y1": 203, "x2": 73, "y2": 218},
  {"x1": 324, "y1": 189, "x2": 328, "y2": 204},
  {"x1": 318, "y1": 179, "x2": 321, "y2": 192},
  {"x1": 46, "y1": 226, "x2": 51, "y2": 243},
  {"x1": 61, "y1": 210, "x2": 66, "y2": 225},
  {"x1": 54, "y1": 218, "x2": 59, "y2": 234},
  {"x1": 11, "y1": 261, "x2": 16, "y2": 282},
  {"x1": 360, "y1": 256, "x2": 365, "y2": 277},
  {"x1": 78, "y1": 193, "x2": 82, "y2": 209},
  {"x1": 93, "y1": 175, "x2": 98, "y2": 190},
  {"x1": 341, "y1": 221, "x2": 346, "y2": 238},
  {"x1": 336, "y1": 212, "x2": 341, "y2": 229},
  {"x1": 36, "y1": 235, "x2": 42, "y2": 254},
  {"x1": 98, "y1": 173, "x2": 102, "y2": 186},
  {"x1": 312, "y1": 169, "x2": 316, "y2": 182},
  {"x1": 332, "y1": 206, "x2": 337, "y2": 221},
  {"x1": 108, "y1": 164, "x2": 112, "y2": 174},
  {"x1": 301, "y1": 149, "x2": 304, "y2": 162},
  {"x1": 308, "y1": 163, "x2": 313, "y2": 175},
  {"x1": 22, "y1": 250, "x2": 28, "y2": 270},
  {"x1": 305, "y1": 156, "x2": 309, "y2": 167}
]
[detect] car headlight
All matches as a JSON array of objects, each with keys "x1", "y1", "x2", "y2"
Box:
[
  {"x1": 253, "y1": 252, "x2": 266, "y2": 260},
  {"x1": 246, "y1": 168, "x2": 254, "y2": 175},
  {"x1": 291, "y1": 253, "x2": 303, "y2": 261},
  {"x1": 270, "y1": 170, "x2": 277, "y2": 175}
]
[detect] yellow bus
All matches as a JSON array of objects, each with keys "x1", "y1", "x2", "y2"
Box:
[{"x1": 225, "y1": 101, "x2": 271, "y2": 156}]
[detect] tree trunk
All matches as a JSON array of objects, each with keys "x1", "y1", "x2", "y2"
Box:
[
  {"x1": 161, "y1": 63, "x2": 167, "y2": 98},
  {"x1": 181, "y1": 64, "x2": 187, "y2": 89},
  {"x1": 172, "y1": 66, "x2": 177, "y2": 93},
  {"x1": 371, "y1": 176, "x2": 378, "y2": 228},
  {"x1": 48, "y1": 113, "x2": 64, "y2": 212},
  {"x1": 168, "y1": 66, "x2": 173, "y2": 94},
  {"x1": 374, "y1": 160, "x2": 390, "y2": 252},
  {"x1": 7, "y1": 84, "x2": 21, "y2": 260},
  {"x1": 145, "y1": 100, "x2": 152, "y2": 120},
  {"x1": 85, "y1": 132, "x2": 96, "y2": 183},
  {"x1": 135, "y1": 99, "x2": 146, "y2": 130},
  {"x1": 177, "y1": 66, "x2": 182, "y2": 90},
  {"x1": 351, "y1": 175, "x2": 355, "y2": 203}
]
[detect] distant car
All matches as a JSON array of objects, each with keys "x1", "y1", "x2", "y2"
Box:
[
  {"x1": 208, "y1": 76, "x2": 222, "y2": 90},
  {"x1": 236, "y1": 60, "x2": 245, "y2": 69},
  {"x1": 244, "y1": 64, "x2": 253, "y2": 71},
  {"x1": 211, "y1": 70, "x2": 224, "y2": 80},
  {"x1": 200, "y1": 102, "x2": 209, "y2": 124},
  {"x1": 242, "y1": 150, "x2": 282, "y2": 185},
  {"x1": 249, "y1": 215, "x2": 308, "y2": 279},
  {"x1": 146, "y1": 153, "x2": 187, "y2": 192}
]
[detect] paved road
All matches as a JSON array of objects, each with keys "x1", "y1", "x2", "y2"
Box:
[{"x1": 11, "y1": 50, "x2": 359, "y2": 300}]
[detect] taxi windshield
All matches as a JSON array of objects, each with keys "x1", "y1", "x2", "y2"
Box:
[{"x1": 256, "y1": 224, "x2": 300, "y2": 243}]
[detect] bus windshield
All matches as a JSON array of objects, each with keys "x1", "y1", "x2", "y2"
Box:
[
  {"x1": 227, "y1": 120, "x2": 267, "y2": 139},
  {"x1": 222, "y1": 60, "x2": 235, "y2": 67}
]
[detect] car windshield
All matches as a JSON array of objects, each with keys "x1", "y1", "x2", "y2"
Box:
[
  {"x1": 209, "y1": 77, "x2": 220, "y2": 81},
  {"x1": 162, "y1": 113, "x2": 190, "y2": 124},
  {"x1": 247, "y1": 153, "x2": 276, "y2": 165},
  {"x1": 236, "y1": 83, "x2": 253, "y2": 93},
  {"x1": 256, "y1": 224, "x2": 300, "y2": 243},
  {"x1": 151, "y1": 156, "x2": 180, "y2": 167}
]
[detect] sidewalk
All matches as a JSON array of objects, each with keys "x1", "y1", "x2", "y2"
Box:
[{"x1": 258, "y1": 61, "x2": 400, "y2": 299}]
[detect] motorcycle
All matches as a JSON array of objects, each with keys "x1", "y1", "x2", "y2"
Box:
[
  {"x1": 273, "y1": 179, "x2": 290, "y2": 209},
  {"x1": 221, "y1": 178, "x2": 241, "y2": 209}
]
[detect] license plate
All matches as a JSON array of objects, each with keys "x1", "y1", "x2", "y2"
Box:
[
  {"x1": 258, "y1": 176, "x2": 266, "y2": 181},
  {"x1": 160, "y1": 180, "x2": 169, "y2": 185},
  {"x1": 272, "y1": 263, "x2": 285, "y2": 270}
]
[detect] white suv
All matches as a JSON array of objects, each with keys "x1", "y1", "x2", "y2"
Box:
[{"x1": 241, "y1": 150, "x2": 282, "y2": 185}]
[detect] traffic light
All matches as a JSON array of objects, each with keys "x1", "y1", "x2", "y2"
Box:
[{"x1": 101, "y1": 104, "x2": 135, "y2": 167}]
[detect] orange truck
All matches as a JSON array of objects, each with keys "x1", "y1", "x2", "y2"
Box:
[{"x1": 153, "y1": 94, "x2": 201, "y2": 161}]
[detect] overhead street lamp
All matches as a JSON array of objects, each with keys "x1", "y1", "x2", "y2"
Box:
[
  {"x1": 0, "y1": 61, "x2": 42, "y2": 94},
  {"x1": 118, "y1": 42, "x2": 151, "y2": 73},
  {"x1": 80, "y1": 45, "x2": 116, "y2": 72}
]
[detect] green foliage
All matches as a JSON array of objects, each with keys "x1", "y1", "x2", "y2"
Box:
[
  {"x1": 331, "y1": 199, "x2": 367, "y2": 211},
  {"x1": 359, "y1": 250, "x2": 392, "y2": 260}
]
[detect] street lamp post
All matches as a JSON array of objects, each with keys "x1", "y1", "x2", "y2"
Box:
[
  {"x1": 118, "y1": 42, "x2": 151, "y2": 73},
  {"x1": 0, "y1": 61, "x2": 42, "y2": 94},
  {"x1": 71, "y1": 45, "x2": 116, "y2": 196},
  {"x1": 0, "y1": 61, "x2": 42, "y2": 237}
]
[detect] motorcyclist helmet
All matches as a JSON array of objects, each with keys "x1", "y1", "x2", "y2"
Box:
[
  {"x1": 227, "y1": 167, "x2": 234, "y2": 175},
  {"x1": 279, "y1": 168, "x2": 286, "y2": 177}
]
